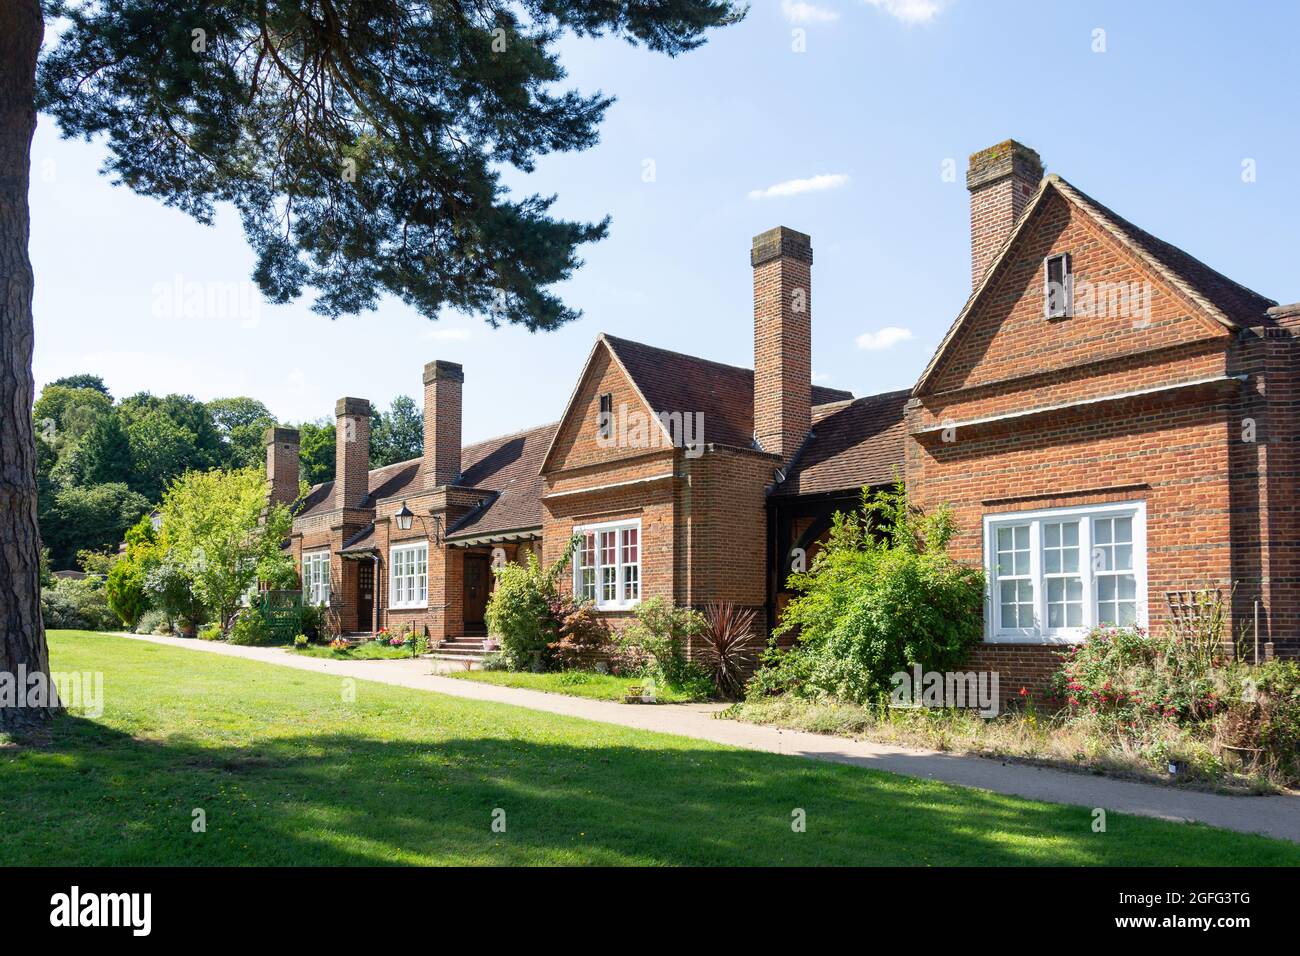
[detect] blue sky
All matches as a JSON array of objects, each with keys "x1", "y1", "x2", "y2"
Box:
[{"x1": 30, "y1": 0, "x2": 1300, "y2": 444}]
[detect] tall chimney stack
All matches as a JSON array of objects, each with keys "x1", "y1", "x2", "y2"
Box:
[
  {"x1": 334, "y1": 397, "x2": 371, "y2": 509},
  {"x1": 752, "y1": 226, "x2": 812, "y2": 463},
  {"x1": 265, "y1": 426, "x2": 300, "y2": 508},
  {"x1": 967, "y1": 140, "x2": 1043, "y2": 287},
  {"x1": 423, "y1": 360, "x2": 463, "y2": 488}
]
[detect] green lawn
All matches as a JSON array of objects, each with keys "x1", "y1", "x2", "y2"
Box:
[
  {"x1": 446, "y1": 668, "x2": 705, "y2": 703},
  {"x1": 292, "y1": 642, "x2": 417, "y2": 660},
  {"x1": 2, "y1": 631, "x2": 1296, "y2": 866}
]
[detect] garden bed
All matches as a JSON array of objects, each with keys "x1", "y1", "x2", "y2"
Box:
[{"x1": 722, "y1": 695, "x2": 1296, "y2": 795}]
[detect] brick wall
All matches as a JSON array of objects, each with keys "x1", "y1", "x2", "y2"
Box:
[{"x1": 908, "y1": 176, "x2": 1299, "y2": 700}]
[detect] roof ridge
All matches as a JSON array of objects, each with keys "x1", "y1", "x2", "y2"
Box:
[
  {"x1": 602, "y1": 332, "x2": 755, "y2": 379},
  {"x1": 1050, "y1": 174, "x2": 1276, "y2": 320}
]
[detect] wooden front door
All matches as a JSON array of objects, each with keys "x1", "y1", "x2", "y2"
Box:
[
  {"x1": 357, "y1": 561, "x2": 374, "y2": 632},
  {"x1": 464, "y1": 555, "x2": 489, "y2": 626}
]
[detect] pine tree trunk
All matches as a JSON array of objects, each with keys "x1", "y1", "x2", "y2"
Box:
[{"x1": 0, "y1": 0, "x2": 56, "y2": 731}]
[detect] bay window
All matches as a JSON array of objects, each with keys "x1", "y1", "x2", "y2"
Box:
[
  {"x1": 983, "y1": 502, "x2": 1146, "y2": 643},
  {"x1": 302, "y1": 551, "x2": 330, "y2": 607},
  {"x1": 390, "y1": 542, "x2": 428, "y2": 609},
  {"x1": 573, "y1": 519, "x2": 641, "y2": 610}
]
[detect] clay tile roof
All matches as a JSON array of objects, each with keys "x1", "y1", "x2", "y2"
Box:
[
  {"x1": 602, "y1": 334, "x2": 853, "y2": 449},
  {"x1": 445, "y1": 422, "x2": 558, "y2": 540},
  {"x1": 773, "y1": 389, "x2": 911, "y2": 496},
  {"x1": 296, "y1": 422, "x2": 558, "y2": 538},
  {"x1": 1051, "y1": 176, "x2": 1276, "y2": 326}
]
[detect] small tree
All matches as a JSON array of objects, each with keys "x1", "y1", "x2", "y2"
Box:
[
  {"x1": 158, "y1": 466, "x2": 295, "y2": 630},
  {"x1": 106, "y1": 515, "x2": 162, "y2": 629}
]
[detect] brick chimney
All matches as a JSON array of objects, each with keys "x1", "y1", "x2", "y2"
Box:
[
  {"x1": 967, "y1": 140, "x2": 1043, "y2": 287},
  {"x1": 334, "y1": 397, "x2": 371, "y2": 509},
  {"x1": 264, "y1": 426, "x2": 300, "y2": 508},
  {"x1": 423, "y1": 360, "x2": 463, "y2": 488},
  {"x1": 752, "y1": 226, "x2": 812, "y2": 462}
]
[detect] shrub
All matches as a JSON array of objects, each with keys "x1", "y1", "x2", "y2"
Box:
[
  {"x1": 480, "y1": 651, "x2": 508, "y2": 671},
  {"x1": 293, "y1": 634, "x2": 310, "y2": 649},
  {"x1": 1216, "y1": 660, "x2": 1300, "y2": 777},
  {"x1": 144, "y1": 557, "x2": 205, "y2": 636},
  {"x1": 300, "y1": 603, "x2": 331, "y2": 642},
  {"x1": 484, "y1": 537, "x2": 576, "y2": 670},
  {"x1": 40, "y1": 577, "x2": 120, "y2": 631},
  {"x1": 699, "y1": 601, "x2": 757, "y2": 700},
  {"x1": 135, "y1": 608, "x2": 170, "y2": 635},
  {"x1": 753, "y1": 483, "x2": 985, "y2": 704},
  {"x1": 617, "y1": 597, "x2": 705, "y2": 686},
  {"x1": 198, "y1": 623, "x2": 223, "y2": 641},
  {"x1": 547, "y1": 598, "x2": 612, "y2": 669},
  {"x1": 227, "y1": 607, "x2": 272, "y2": 646}
]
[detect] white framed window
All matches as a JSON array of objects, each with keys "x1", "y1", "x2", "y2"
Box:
[
  {"x1": 1044, "y1": 252, "x2": 1073, "y2": 319},
  {"x1": 390, "y1": 542, "x2": 428, "y2": 609},
  {"x1": 573, "y1": 519, "x2": 641, "y2": 610},
  {"x1": 983, "y1": 501, "x2": 1146, "y2": 644},
  {"x1": 302, "y1": 551, "x2": 331, "y2": 607}
]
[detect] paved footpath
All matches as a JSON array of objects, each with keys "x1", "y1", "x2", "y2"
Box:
[{"x1": 115, "y1": 633, "x2": 1300, "y2": 844}]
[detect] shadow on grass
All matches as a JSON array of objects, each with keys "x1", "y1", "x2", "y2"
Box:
[{"x1": 4, "y1": 712, "x2": 1296, "y2": 867}]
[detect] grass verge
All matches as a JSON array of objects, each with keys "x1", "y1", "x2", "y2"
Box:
[{"x1": 2, "y1": 631, "x2": 1296, "y2": 865}]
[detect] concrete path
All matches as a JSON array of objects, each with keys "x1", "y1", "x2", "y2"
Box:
[{"x1": 113, "y1": 633, "x2": 1300, "y2": 844}]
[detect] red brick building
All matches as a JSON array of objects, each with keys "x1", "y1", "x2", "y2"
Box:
[{"x1": 273, "y1": 139, "x2": 1298, "y2": 686}]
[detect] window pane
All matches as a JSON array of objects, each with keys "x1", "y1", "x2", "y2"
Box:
[
  {"x1": 1119, "y1": 575, "x2": 1136, "y2": 600},
  {"x1": 1067, "y1": 603, "x2": 1082, "y2": 626},
  {"x1": 1114, "y1": 544, "x2": 1132, "y2": 571},
  {"x1": 1095, "y1": 519, "x2": 1112, "y2": 545},
  {"x1": 1000, "y1": 581, "x2": 1018, "y2": 604},
  {"x1": 1045, "y1": 524, "x2": 1059, "y2": 547},
  {"x1": 1062, "y1": 523, "x2": 1079, "y2": 547},
  {"x1": 1014, "y1": 525, "x2": 1028, "y2": 549},
  {"x1": 1098, "y1": 576, "x2": 1116, "y2": 601},
  {"x1": 1014, "y1": 550, "x2": 1029, "y2": 575},
  {"x1": 1047, "y1": 579, "x2": 1063, "y2": 602},
  {"x1": 1115, "y1": 517, "x2": 1132, "y2": 542},
  {"x1": 997, "y1": 527, "x2": 1012, "y2": 551},
  {"x1": 1044, "y1": 550, "x2": 1060, "y2": 574}
]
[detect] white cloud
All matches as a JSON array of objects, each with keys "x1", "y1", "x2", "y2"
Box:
[
  {"x1": 855, "y1": 326, "x2": 914, "y2": 350},
  {"x1": 748, "y1": 173, "x2": 850, "y2": 200},
  {"x1": 782, "y1": 1, "x2": 840, "y2": 23},
  {"x1": 862, "y1": 0, "x2": 945, "y2": 24}
]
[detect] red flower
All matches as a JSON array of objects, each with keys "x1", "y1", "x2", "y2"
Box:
[{"x1": 1019, "y1": 687, "x2": 1028, "y2": 697}]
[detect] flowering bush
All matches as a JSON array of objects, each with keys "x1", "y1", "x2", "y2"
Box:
[
  {"x1": 388, "y1": 635, "x2": 407, "y2": 648},
  {"x1": 1053, "y1": 626, "x2": 1221, "y2": 731},
  {"x1": 329, "y1": 637, "x2": 349, "y2": 651}
]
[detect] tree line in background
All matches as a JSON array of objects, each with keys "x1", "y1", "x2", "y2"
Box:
[{"x1": 36, "y1": 373, "x2": 425, "y2": 570}]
